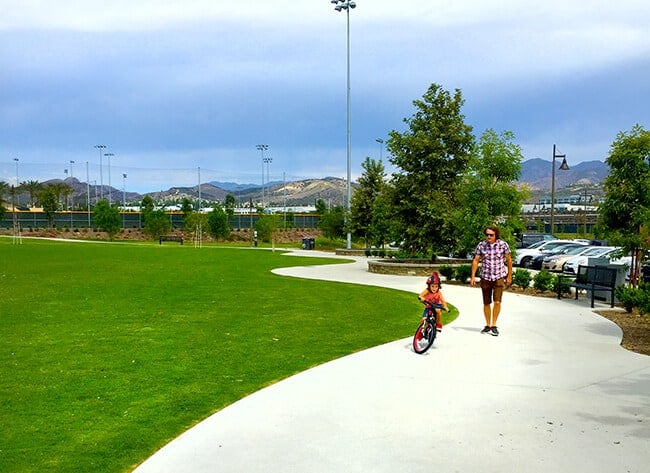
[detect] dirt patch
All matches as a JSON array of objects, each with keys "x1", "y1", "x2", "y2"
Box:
[{"x1": 593, "y1": 309, "x2": 650, "y2": 356}]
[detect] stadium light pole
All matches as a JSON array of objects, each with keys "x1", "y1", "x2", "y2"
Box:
[
  {"x1": 256, "y1": 144, "x2": 268, "y2": 207},
  {"x1": 263, "y1": 157, "x2": 273, "y2": 209},
  {"x1": 122, "y1": 173, "x2": 127, "y2": 228},
  {"x1": 94, "y1": 145, "x2": 106, "y2": 200},
  {"x1": 550, "y1": 144, "x2": 569, "y2": 234},
  {"x1": 104, "y1": 152, "x2": 114, "y2": 204},
  {"x1": 331, "y1": 0, "x2": 356, "y2": 249},
  {"x1": 13, "y1": 158, "x2": 19, "y2": 206},
  {"x1": 376, "y1": 138, "x2": 383, "y2": 161}
]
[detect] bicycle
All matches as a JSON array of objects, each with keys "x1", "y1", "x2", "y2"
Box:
[{"x1": 412, "y1": 301, "x2": 445, "y2": 354}]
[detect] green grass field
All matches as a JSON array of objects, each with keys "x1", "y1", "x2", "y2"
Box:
[{"x1": 0, "y1": 238, "x2": 455, "y2": 472}]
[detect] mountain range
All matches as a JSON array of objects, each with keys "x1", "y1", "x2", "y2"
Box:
[{"x1": 35, "y1": 159, "x2": 609, "y2": 208}]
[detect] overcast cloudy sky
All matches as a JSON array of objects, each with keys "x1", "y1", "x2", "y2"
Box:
[{"x1": 1, "y1": 0, "x2": 648, "y2": 193}]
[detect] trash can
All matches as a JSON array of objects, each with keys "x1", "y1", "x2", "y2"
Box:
[{"x1": 302, "y1": 238, "x2": 315, "y2": 250}]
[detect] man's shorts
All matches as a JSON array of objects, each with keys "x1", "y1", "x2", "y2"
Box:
[{"x1": 480, "y1": 278, "x2": 505, "y2": 305}]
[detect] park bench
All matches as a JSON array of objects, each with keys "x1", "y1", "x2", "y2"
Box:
[
  {"x1": 557, "y1": 264, "x2": 617, "y2": 308},
  {"x1": 159, "y1": 235, "x2": 183, "y2": 245}
]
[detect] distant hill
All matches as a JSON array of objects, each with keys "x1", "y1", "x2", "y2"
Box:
[
  {"x1": 518, "y1": 159, "x2": 608, "y2": 191},
  {"x1": 28, "y1": 160, "x2": 608, "y2": 207}
]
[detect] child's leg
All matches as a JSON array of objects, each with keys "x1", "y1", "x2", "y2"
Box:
[{"x1": 435, "y1": 309, "x2": 443, "y2": 330}]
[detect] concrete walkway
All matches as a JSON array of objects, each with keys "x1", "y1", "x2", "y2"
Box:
[{"x1": 134, "y1": 251, "x2": 650, "y2": 473}]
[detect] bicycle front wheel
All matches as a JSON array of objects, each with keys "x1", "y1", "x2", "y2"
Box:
[{"x1": 412, "y1": 319, "x2": 436, "y2": 354}]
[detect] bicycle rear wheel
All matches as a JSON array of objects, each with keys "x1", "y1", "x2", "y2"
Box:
[{"x1": 412, "y1": 318, "x2": 436, "y2": 354}]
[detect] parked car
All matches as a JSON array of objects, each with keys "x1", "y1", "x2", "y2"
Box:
[
  {"x1": 562, "y1": 247, "x2": 618, "y2": 274},
  {"x1": 529, "y1": 243, "x2": 587, "y2": 270},
  {"x1": 515, "y1": 233, "x2": 557, "y2": 249},
  {"x1": 541, "y1": 245, "x2": 601, "y2": 272},
  {"x1": 514, "y1": 240, "x2": 588, "y2": 268},
  {"x1": 642, "y1": 262, "x2": 650, "y2": 283}
]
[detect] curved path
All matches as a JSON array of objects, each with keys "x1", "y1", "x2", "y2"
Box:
[{"x1": 134, "y1": 251, "x2": 650, "y2": 473}]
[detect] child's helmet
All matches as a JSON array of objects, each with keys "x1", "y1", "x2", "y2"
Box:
[{"x1": 426, "y1": 271, "x2": 441, "y2": 286}]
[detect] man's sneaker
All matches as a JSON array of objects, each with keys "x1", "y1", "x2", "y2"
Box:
[
  {"x1": 436, "y1": 323, "x2": 442, "y2": 332},
  {"x1": 491, "y1": 326, "x2": 499, "y2": 336},
  {"x1": 481, "y1": 325, "x2": 491, "y2": 334}
]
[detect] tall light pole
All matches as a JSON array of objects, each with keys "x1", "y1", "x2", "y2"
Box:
[
  {"x1": 94, "y1": 145, "x2": 106, "y2": 200},
  {"x1": 331, "y1": 0, "x2": 356, "y2": 249},
  {"x1": 122, "y1": 173, "x2": 127, "y2": 229},
  {"x1": 256, "y1": 144, "x2": 268, "y2": 207},
  {"x1": 86, "y1": 161, "x2": 91, "y2": 225},
  {"x1": 376, "y1": 138, "x2": 383, "y2": 161},
  {"x1": 550, "y1": 144, "x2": 569, "y2": 234},
  {"x1": 104, "y1": 152, "x2": 114, "y2": 204},
  {"x1": 69, "y1": 160, "x2": 75, "y2": 216},
  {"x1": 263, "y1": 157, "x2": 272, "y2": 208},
  {"x1": 13, "y1": 158, "x2": 19, "y2": 206}
]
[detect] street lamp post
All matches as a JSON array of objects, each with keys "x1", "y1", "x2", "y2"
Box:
[
  {"x1": 104, "y1": 152, "x2": 114, "y2": 204},
  {"x1": 122, "y1": 173, "x2": 127, "y2": 229},
  {"x1": 263, "y1": 157, "x2": 272, "y2": 208},
  {"x1": 94, "y1": 145, "x2": 106, "y2": 200},
  {"x1": 376, "y1": 138, "x2": 383, "y2": 161},
  {"x1": 550, "y1": 144, "x2": 570, "y2": 233},
  {"x1": 331, "y1": 0, "x2": 356, "y2": 249},
  {"x1": 13, "y1": 158, "x2": 19, "y2": 206},
  {"x1": 256, "y1": 144, "x2": 268, "y2": 207}
]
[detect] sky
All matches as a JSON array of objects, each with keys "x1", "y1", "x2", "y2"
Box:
[{"x1": 1, "y1": 0, "x2": 649, "y2": 193}]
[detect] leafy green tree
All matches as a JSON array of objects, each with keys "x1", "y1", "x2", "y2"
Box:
[
  {"x1": 387, "y1": 83, "x2": 474, "y2": 258},
  {"x1": 315, "y1": 198, "x2": 327, "y2": 214},
  {"x1": 39, "y1": 186, "x2": 59, "y2": 228},
  {"x1": 207, "y1": 205, "x2": 231, "y2": 240},
  {"x1": 350, "y1": 157, "x2": 386, "y2": 247},
  {"x1": 183, "y1": 211, "x2": 208, "y2": 239},
  {"x1": 597, "y1": 124, "x2": 650, "y2": 286},
  {"x1": 140, "y1": 195, "x2": 155, "y2": 225},
  {"x1": 0, "y1": 181, "x2": 7, "y2": 221},
  {"x1": 225, "y1": 194, "x2": 236, "y2": 221},
  {"x1": 22, "y1": 180, "x2": 43, "y2": 208},
  {"x1": 93, "y1": 199, "x2": 121, "y2": 240},
  {"x1": 370, "y1": 189, "x2": 393, "y2": 248},
  {"x1": 319, "y1": 205, "x2": 346, "y2": 240},
  {"x1": 254, "y1": 214, "x2": 278, "y2": 243},
  {"x1": 453, "y1": 129, "x2": 527, "y2": 255},
  {"x1": 180, "y1": 198, "x2": 193, "y2": 227},
  {"x1": 143, "y1": 209, "x2": 172, "y2": 240}
]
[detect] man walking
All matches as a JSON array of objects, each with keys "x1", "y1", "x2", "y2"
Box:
[{"x1": 470, "y1": 225, "x2": 512, "y2": 336}]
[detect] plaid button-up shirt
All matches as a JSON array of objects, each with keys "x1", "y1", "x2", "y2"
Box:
[{"x1": 474, "y1": 239, "x2": 511, "y2": 281}]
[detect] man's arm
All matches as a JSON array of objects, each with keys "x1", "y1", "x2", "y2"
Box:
[
  {"x1": 470, "y1": 254, "x2": 480, "y2": 286},
  {"x1": 505, "y1": 252, "x2": 513, "y2": 285}
]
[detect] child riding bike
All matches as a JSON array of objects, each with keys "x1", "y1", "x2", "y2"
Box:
[{"x1": 418, "y1": 272, "x2": 449, "y2": 332}]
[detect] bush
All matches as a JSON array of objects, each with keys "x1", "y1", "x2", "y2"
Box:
[
  {"x1": 439, "y1": 265, "x2": 454, "y2": 281},
  {"x1": 454, "y1": 264, "x2": 472, "y2": 284},
  {"x1": 533, "y1": 269, "x2": 556, "y2": 292},
  {"x1": 512, "y1": 268, "x2": 532, "y2": 289},
  {"x1": 616, "y1": 283, "x2": 650, "y2": 314}
]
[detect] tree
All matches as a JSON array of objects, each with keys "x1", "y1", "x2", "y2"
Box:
[
  {"x1": 180, "y1": 198, "x2": 193, "y2": 227},
  {"x1": 225, "y1": 194, "x2": 236, "y2": 222},
  {"x1": 370, "y1": 189, "x2": 393, "y2": 248},
  {"x1": 315, "y1": 198, "x2": 327, "y2": 214},
  {"x1": 184, "y1": 211, "x2": 208, "y2": 240},
  {"x1": 0, "y1": 181, "x2": 8, "y2": 221},
  {"x1": 319, "y1": 205, "x2": 346, "y2": 240},
  {"x1": 387, "y1": 83, "x2": 474, "y2": 258},
  {"x1": 254, "y1": 214, "x2": 278, "y2": 243},
  {"x1": 207, "y1": 205, "x2": 231, "y2": 240},
  {"x1": 140, "y1": 195, "x2": 155, "y2": 225},
  {"x1": 597, "y1": 124, "x2": 650, "y2": 286},
  {"x1": 22, "y1": 180, "x2": 43, "y2": 208},
  {"x1": 93, "y1": 199, "x2": 121, "y2": 240},
  {"x1": 350, "y1": 157, "x2": 386, "y2": 247},
  {"x1": 143, "y1": 209, "x2": 172, "y2": 240},
  {"x1": 39, "y1": 186, "x2": 59, "y2": 227},
  {"x1": 452, "y1": 129, "x2": 528, "y2": 255}
]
